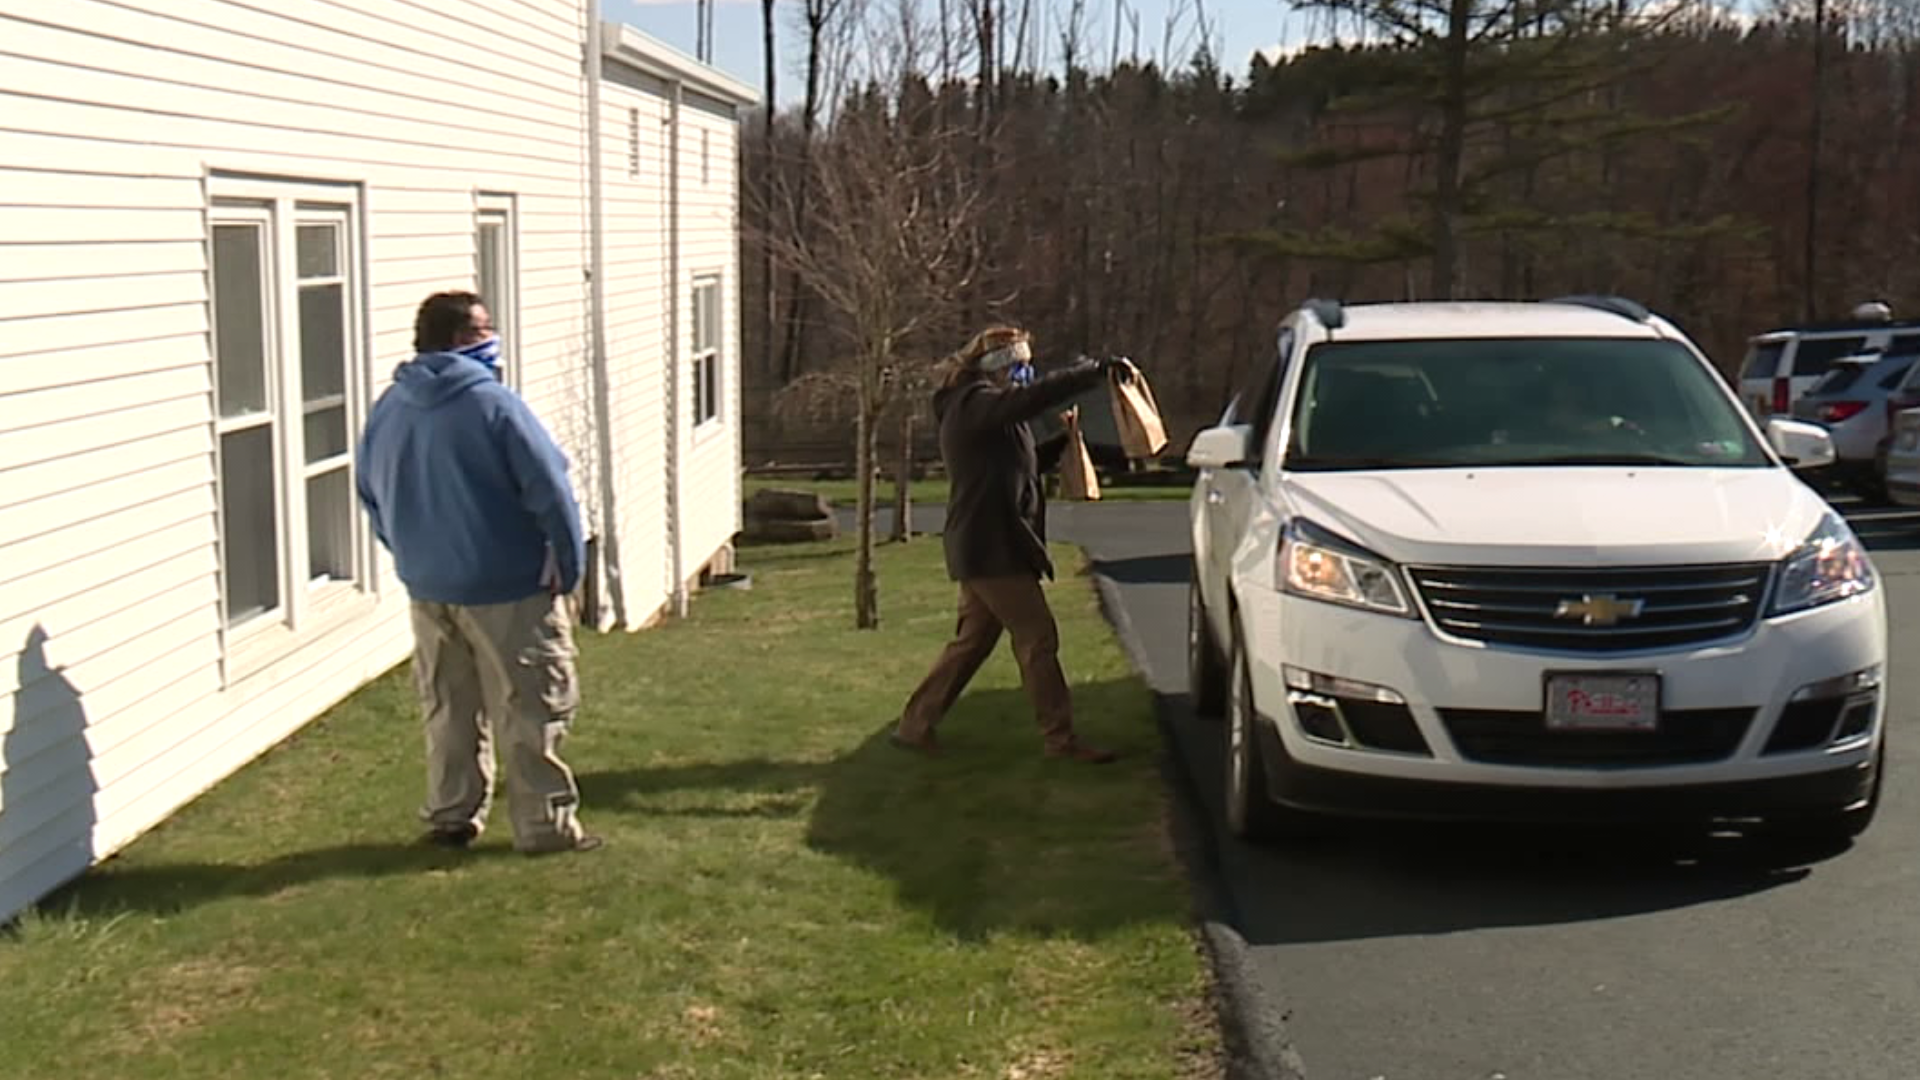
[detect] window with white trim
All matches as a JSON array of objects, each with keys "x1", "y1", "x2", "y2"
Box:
[
  {"x1": 208, "y1": 180, "x2": 365, "y2": 640},
  {"x1": 476, "y1": 194, "x2": 518, "y2": 387},
  {"x1": 692, "y1": 276, "x2": 722, "y2": 426}
]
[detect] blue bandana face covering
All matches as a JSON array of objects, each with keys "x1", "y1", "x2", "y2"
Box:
[{"x1": 456, "y1": 335, "x2": 502, "y2": 369}]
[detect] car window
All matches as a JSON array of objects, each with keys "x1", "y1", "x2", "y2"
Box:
[
  {"x1": 1879, "y1": 358, "x2": 1916, "y2": 389},
  {"x1": 1888, "y1": 334, "x2": 1920, "y2": 358},
  {"x1": 1240, "y1": 328, "x2": 1294, "y2": 464},
  {"x1": 1741, "y1": 341, "x2": 1786, "y2": 379},
  {"x1": 1286, "y1": 337, "x2": 1770, "y2": 471},
  {"x1": 1810, "y1": 364, "x2": 1868, "y2": 395},
  {"x1": 1793, "y1": 336, "x2": 1870, "y2": 375}
]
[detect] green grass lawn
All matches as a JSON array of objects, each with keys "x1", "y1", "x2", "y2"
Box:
[
  {"x1": 0, "y1": 538, "x2": 1216, "y2": 1080},
  {"x1": 744, "y1": 475, "x2": 1193, "y2": 507}
]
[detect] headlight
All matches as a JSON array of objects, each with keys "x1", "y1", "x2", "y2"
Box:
[
  {"x1": 1279, "y1": 519, "x2": 1414, "y2": 617},
  {"x1": 1770, "y1": 513, "x2": 1875, "y2": 616}
]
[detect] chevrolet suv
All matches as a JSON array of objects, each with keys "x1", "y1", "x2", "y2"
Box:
[{"x1": 1186, "y1": 297, "x2": 1886, "y2": 846}]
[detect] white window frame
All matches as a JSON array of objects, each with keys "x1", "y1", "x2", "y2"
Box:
[
  {"x1": 476, "y1": 192, "x2": 520, "y2": 389},
  {"x1": 207, "y1": 175, "x2": 370, "y2": 680},
  {"x1": 691, "y1": 274, "x2": 723, "y2": 430}
]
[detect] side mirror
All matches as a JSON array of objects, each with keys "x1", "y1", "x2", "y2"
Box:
[
  {"x1": 1766, "y1": 417, "x2": 1837, "y2": 470},
  {"x1": 1187, "y1": 425, "x2": 1253, "y2": 470}
]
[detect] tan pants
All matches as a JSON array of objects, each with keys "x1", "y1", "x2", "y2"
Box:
[
  {"x1": 410, "y1": 593, "x2": 586, "y2": 852},
  {"x1": 899, "y1": 575, "x2": 1076, "y2": 750}
]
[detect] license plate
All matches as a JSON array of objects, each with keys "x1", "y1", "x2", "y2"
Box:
[{"x1": 1545, "y1": 674, "x2": 1659, "y2": 731}]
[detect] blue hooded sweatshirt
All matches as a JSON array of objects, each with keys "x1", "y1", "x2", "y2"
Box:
[{"x1": 355, "y1": 351, "x2": 584, "y2": 606}]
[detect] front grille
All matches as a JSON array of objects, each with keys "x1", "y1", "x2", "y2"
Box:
[
  {"x1": 1441, "y1": 707, "x2": 1754, "y2": 767},
  {"x1": 1408, "y1": 563, "x2": 1771, "y2": 653}
]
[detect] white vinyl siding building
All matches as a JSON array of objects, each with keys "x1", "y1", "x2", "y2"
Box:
[{"x1": 0, "y1": 4, "x2": 755, "y2": 922}]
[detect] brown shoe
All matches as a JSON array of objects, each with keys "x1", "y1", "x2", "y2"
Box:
[
  {"x1": 1046, "y1": 740, "x2": 1118, "y2": 764},
  {"x1": 889, "y1": 727, "x2": 944, "y2": 758}
]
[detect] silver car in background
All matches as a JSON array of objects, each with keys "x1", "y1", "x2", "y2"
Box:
[{"x1": 1790, "y1": 350, "x2": 1917, "y2": 500}]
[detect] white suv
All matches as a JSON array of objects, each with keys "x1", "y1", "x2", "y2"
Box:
[{"x1": 1186, "y1": 297, "x2": 1886, "y2": 846}]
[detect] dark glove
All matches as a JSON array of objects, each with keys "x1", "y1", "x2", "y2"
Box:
[{"x1": 1067, "y1": 354, "x2": 1135, "y2": 384}]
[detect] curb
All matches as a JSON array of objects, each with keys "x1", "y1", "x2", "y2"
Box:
[{"x1": 1089, "y1": 571, "x2": 1307, "y2": 1080}]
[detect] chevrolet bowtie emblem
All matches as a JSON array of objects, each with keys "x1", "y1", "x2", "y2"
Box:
[{"x1": 1554, "y1": 594, "x2": 1645, "y2": 626}]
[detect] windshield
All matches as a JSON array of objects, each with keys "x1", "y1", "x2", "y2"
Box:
[{"x1": 1285, "y1": 337, "x2": 1772, "y2": 471}]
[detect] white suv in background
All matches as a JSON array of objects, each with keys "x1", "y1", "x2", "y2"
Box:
[
  {"x1": 1738, "y1": 317, "x2": 1920, "y2": 418},
  {"x1": 1187, "y1": 297, "x2": 1886, "y2": 846}
]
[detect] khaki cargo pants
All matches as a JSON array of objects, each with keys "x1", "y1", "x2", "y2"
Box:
[{"x1": 410, "y1": 593, "x2": 587, "y2": 853}]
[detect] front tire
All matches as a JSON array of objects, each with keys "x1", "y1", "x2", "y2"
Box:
[
  {"x1": 1188, "y1": 570, "x2": 1227, "y2": 718},
  {"x1": 1224, "y1": 634, "x2": 1323, "y2": 843}
]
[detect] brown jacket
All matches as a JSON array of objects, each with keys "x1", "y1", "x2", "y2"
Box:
[{"x1": 934, "y1": 363, "x2": 1107, "y2": 582}]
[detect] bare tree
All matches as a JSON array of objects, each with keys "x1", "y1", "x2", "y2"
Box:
[{"x1": 760, "y1": 99, "x2": 984, "y2": 628}]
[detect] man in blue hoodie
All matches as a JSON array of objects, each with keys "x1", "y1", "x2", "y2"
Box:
[{"x1": 356, "y1": 291, "x2": 599, "y2": 855}]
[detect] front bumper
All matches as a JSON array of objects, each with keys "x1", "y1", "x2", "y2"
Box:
[
  {"x1": 1251, "y1": 717, "x2": 1875, "y2": 823},
  {"x1": 1238, "y1": 583, "x2": 1886, "y2": 797}
]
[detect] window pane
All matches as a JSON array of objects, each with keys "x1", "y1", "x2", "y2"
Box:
[
  {"x1": 211, "y1": 223, "x2": 269, "y2": 419},
  {"x1": 307, "y1": 467, "x2": 355, "y2": 584},
  {"x1": 477, "y1": 222, "x2": 502, "y2": 303},
  {"x1": 220, "y1": 425, "x2": 280, "y2": 625},
  {"x1": 692, "y1": 284, "x2": 716, "y2": 352},
  {"x1": 1793, "y1": 336, "x2": 1868, "y2": 375},
  {"x1": 300, "y1": 283, "x2": 347, "y2": 404},
  {"x1": 305, "y1": 405, "x2": 348, "y2": 463},
  {"x1": 297, "y1": 223, "x2": 338, "y2": 279}
]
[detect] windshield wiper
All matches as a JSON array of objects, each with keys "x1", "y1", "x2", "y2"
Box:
[
  {"x1": 1285, "y1": 455, "x2": 1458, "y2": 471},
  {"x1": 1497, "y1": 453, "x2": 1701, "y2": 467}
]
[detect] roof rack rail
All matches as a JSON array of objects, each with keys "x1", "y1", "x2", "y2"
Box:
[
  {"x1": 1548, "y1": 294, "x2": 1652, "y2": 322},
  {"x1": 1758, "y1": 317, "x2": 1920, "y2": 335},
  {"x1": 1302, "y1": 298, "x2": 1345, "y2": 330}
]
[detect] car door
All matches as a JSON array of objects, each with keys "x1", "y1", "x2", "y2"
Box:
[{"x1": 1199, "y1": 328, "x2": 1292, "y2": 641}]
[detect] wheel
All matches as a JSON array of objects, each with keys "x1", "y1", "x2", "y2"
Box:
[
  {"x1": 1224, "y1": 634, "x2": 1325, "y2": 843},
  {"x1": 1187, "y1": 570, "x2": 1227, "y2": 718},
  {"x1": 1851, "y1": 458, "x2": 1891, "y2": 505}
]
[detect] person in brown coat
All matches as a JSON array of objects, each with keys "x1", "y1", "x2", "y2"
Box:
[{"x1": 891, "y1": 326, "x2": 1130, "y2": 764}]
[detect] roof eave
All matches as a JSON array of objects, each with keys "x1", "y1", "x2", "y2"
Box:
[{"x1": 602, "y1": 21, "x2": 762, "y2": 108}]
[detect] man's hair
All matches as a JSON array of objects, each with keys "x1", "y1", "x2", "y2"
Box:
[{"x1": 413, "y1": 290, "x2": 482, "y2": 353}]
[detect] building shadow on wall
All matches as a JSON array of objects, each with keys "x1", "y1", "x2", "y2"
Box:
[{"x1": 2, "y1": 625, "x2": 97, "y2": 926}]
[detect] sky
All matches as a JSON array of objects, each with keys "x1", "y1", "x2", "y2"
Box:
[{"x1": 603, "y1": 0, "x2": 1327, "y2": 107}]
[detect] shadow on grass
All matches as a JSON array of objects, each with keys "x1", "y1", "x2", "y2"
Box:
[
  {"x1": 26, "y1": 841, "x2": 511, "y2": 921},
  {"x1": 578, "y1": 679, "x2": 1172, "y2": 942},
  {"x1": 23, "y1": 681, "x2": 1175, "y2": 943}
]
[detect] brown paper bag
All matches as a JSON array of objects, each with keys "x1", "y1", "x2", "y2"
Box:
[
  {"x1": 1060, "y1": 414, "x2": 1102, "y2": 501},
  {"x1": 1109, "y1": 359, "x2": 1168, "y2": 460}
]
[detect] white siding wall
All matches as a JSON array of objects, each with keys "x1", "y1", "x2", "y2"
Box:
[
  {"x1": 599, "y1": 73, "x2": 674, "y2": 621},
  {"x1": 675, "y1": 99, "x2": 745, "y2": 577},
  {"x1": 0, "y1": 0, "x2": 597, "y2": 919}
]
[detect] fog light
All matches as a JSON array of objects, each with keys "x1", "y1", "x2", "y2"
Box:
[
  {"x1": 1283, "y1": 665, "x2": 1406, "y2": 705},
  {"x1": 1835, "y1": 695, "x2": 1877, "y2": 740},
  {"x1": 1288, "y1": 694, "x2": 1349, "y2": 745},
  {"x1": 1791, "y1": 665, "x2": 1881, "y2": 702}
]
